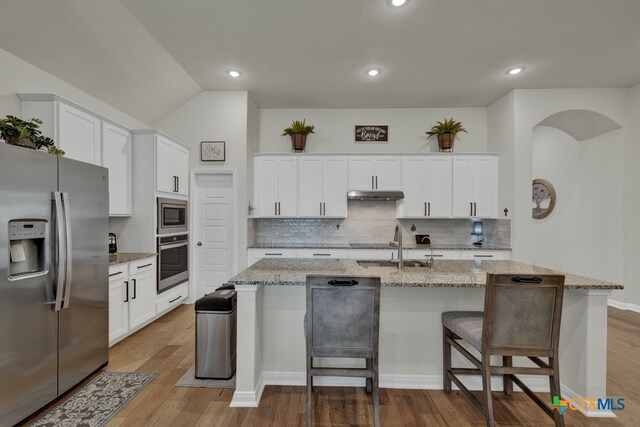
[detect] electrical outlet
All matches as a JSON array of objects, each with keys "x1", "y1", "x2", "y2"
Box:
[{"x1": 497, "y1": 231, "x2": 505, "y2": 239}]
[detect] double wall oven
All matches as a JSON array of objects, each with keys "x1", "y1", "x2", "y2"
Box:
[{"x1": 157, "y1": 198, "x2": 188, "y2": 293}]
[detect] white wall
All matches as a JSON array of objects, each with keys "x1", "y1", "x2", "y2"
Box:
[
  {"x1": 487, "y1": 91, "x2": 515, "y2": 224},
  {"x1": 258, "y1": 108, "x2": 487, "y2": 153},
  {"x1": 531, "y1": 126, "x2": 625, "y2": 292},
  {"x1": 0, "y1": 47, "x2": 148, "y2": 129},
  {"x1": 154, "y1": 91, "x2": 251, "y2": 270},
  {"x1": 626, "y1": 84, "x2": 640, "y2": 308}
]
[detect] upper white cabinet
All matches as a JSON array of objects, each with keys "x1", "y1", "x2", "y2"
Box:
[
  {"x1": 156, "y1": 135, "x2": 189, "y2": 196},
  {"x1": 452, "y1": 156, "x2": 498, "y2": 218},
  {"x1": 102, "y1": 123, "x2": 132, "y2": 216},
  {"x1": 348, "y1": 156, "x2": 401, "y2": 190},
  {"x1": 399, "y1": 156, "x2": 452, "y2": 218},
  {"x1": 58, "y1": 103, "x2": 102, "y2": 165},
  {"x1": 298, "y1": 157, "x2": 348, "y2": 217},
  {"x1": 254, "y1": 156, "x2": 298, "y2": 217},
  {"x1": 20, "y1": 94, "x2": 132, "y2": 216}
]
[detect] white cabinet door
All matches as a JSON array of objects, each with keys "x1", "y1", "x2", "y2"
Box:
[
  {"x1": 57, "y1": 102, "x2": 101, "y2": 165},
  {"x1": 102, "y1": 123, "x2": 132, "y2": 216},
  {"x1": 425, "y1": 157, "x2": 452, "y2": 217},
  {"x1": 173, "y1": 144, "x2": 189, "y2": 196},
  {"x1": 373, "y1": 157, "x2": 401, "y2": 190},
  {"x1": 322, "y1": 157, "x2": 348, "y2": 217},
  {"x1": 452, "y1": 157, "x2": 474, "y2": 217},
  {"x1": 472, "y1": 156, "x2": 498, "y2": 218},
  {"x1": 461, "y1": 250, "x2": 506, "y2": 260},
  {"x1": 128, "y1": 269, "x2": 156, "y2": 330},
  {"x1": 298, "y1": 158, "x2": 324, "y2": 217},
  {"x1": 277, "y1": 158, "x2": 298, "y2": 216},
  {"x1": 108, "y1": 270, "x2": 129, "y2": 345},
  {"x1": 400, "y1": 157, "x2": 427, "y2": 217},
  {"x1": 296, "y1": 249, "x2": 349, "y2": 258},
  {"x1": 348, "y1": 157, "x2": 375, "y2": 190},
  {"x1": 156, "y1": 136, "x2": 174, "y2": 194},
  {"x1": 255, "y1": 157, "x2": 279, "y2": 217}
]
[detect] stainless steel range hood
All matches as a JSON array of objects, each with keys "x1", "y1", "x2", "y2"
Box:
[{"x1": 347, "y1": 190, "x2": 404, "y2": 201}]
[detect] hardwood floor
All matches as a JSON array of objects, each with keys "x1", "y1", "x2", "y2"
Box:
[{"x1": 29, "y1": 304, "x2": 640, "y2": 426}]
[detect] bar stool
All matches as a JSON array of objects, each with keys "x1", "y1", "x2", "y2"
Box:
[
  {"x1": 305, "y1": 275, "x2": 380, "y2": 427},
  {"x1": 442, "y1": 274, "x2": 565, "y2": 427}
]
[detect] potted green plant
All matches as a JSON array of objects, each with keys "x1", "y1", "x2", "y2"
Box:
[
  {"x1": 0, "y1": 115, "x2": 42, "y2": 149},
  {"x1": 425, "y1": 117, "x2": 467, "y2": 152},
  {"x1": 282, "y1": 119, "x2": 315, "y2": 152},
  {"x1": 0, "y1": 115, "x2": 64, "y2": 155}
]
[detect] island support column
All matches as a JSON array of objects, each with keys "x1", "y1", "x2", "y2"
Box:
[{"x1": 230, "y1": 284, "x2": 264, "y2": 407}]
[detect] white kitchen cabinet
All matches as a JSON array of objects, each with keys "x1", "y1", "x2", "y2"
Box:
[
  {"x1": 156, "y1": 135, "x2": 189, "y2": 196},
  {"x1": 102, "y1": 123, "x2": 132, "y2": 216},
  {"x1": 348, "y1": 249, "x2": 395, "y2": 260},
  {"x1": 399, "y1": 156, "x2": 452, "y2": 218},
  {"x1": 108, "y1": 257, "x2": 158, "y2": 346},
  {"x1": 452, "y1": 156, "x2": 498, "y2": 218},
  {"x1": 298, "y1": 157, "x2": 347, "y2": 217},
  {"x1": 156, "y1": 282, "x2": 189, "y2": 315},
  {"x1": 404, "y1": 249, "x2": 462, "y2": 260},
  {"x1": 460, "y1": 250, "x2": 510, "y2": 260},
  {"x1": 58, "y1": 102, "x2": 102, "y2": 165},
  {"x1": 247, "y1": 248, "x2": 298, "y2": 267},
  {"x1": 348, "y1": 156, "x2": 401, "y2": 190},
  {"x1": 254, "y1": 157, "x2": 298, "y2": 217},
  {"x1": 296, "y1": 248, "x2": 349, "y2": 258}
]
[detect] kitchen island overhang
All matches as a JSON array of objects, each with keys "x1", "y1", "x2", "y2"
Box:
[{"x1": 228, "y1": 258, "x2": 622, "y2": 417}]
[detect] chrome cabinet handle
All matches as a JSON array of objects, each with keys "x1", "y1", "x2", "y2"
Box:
[
  {"x1": 265, "y1": 253, "x2": 283, "y2": 256},
  {"x1": 132, "y1": 278, "x2": 137, "y2": 300},
  {"x1": 137, "y1": 263, "x2": 153, "y2": 269},
  {"x1": 371, "y1": 176, "x2": 374, "y2": 189},
  {"x1": 428, "y1": 202, "x2": 431, "y2": 216},
  {"x1": 53, "y1": 191, "x2": 66, "y2": 312},
  {"x1": 375, "y1": 176, "x2": 378, "y2": 189},
  {"x1": 470, "y1": 202, "x2": 473, "y2": 216},
  {"x1": 320, "y1": 202, "x2": 322, "y2": 215},
  {"x1": 169, "y1": 295, "x2": 182, "y2": 303},
  {"x1": 109, "y1": 271, "x2": 123, "y2": 277},
  {"x1": 424, "y1": 202, "x2": 427, "y2": 216}
]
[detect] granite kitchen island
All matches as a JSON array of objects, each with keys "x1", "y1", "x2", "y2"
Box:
[{"x1": 228, "y1": 258, "x2": 622, "y2": 416}]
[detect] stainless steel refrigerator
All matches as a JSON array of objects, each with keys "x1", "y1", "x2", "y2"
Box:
[{"x1": 0, "y1": 143, "x2": 109, "y2": 426}]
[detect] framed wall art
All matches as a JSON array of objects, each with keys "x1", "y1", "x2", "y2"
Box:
[{"x1": 201, "y1": 141, "x2": 225, "y2": 161}]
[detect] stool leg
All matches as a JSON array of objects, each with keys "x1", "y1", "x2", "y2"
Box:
[
  {"x1": 502, "y1": 356, "x2": 513, "y2": 396},
  {"x1": 372, "y1": 355, "x2": 380, "y2": 427},
  {"x1": 549, "y1": 357, "x2": 565, "y2": 427},
  {"x1": 482, "y1": 354, "x2": 495, "y2": 427},
  {"x1": 307, "y1": 356, "x2": 312, "y2": 427},
  {"x1": 443, "y1": 326, "x2": 452, "y2": 393},
  {"x1": 366, "y1": 358, "x2": 372, "y2": 393}
]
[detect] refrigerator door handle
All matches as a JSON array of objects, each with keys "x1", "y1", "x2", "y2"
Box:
[
  {"x1": 53, "y1": 191, "x2": 66, "y2": 312},
  {"x1": 61, "y1": 192, "x2": 73, "y2": 309}
]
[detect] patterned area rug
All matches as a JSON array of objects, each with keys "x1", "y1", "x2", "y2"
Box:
[
  {"x1": 175, "y1": 365, "x2": 236, "y2": 388},
  {"x1": 30, "y1": 371, "x2": 157, "y2": 427}
]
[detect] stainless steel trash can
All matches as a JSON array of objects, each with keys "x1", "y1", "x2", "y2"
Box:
[{"x1": 195, "y1": 290, "x2": 237, "y2": 379}]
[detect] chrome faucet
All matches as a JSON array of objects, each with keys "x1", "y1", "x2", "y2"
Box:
[{"x1": 390, "y1": 225, "x2": 403, "y2": 270}]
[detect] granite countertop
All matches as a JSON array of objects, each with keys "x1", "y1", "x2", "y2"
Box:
[
  {"x1": 227, "y1": 258, "x2": 622, "y2": 290},
  {"x1": 109, "y1": 253, "x2": 157, "y2": 266},
  {"x1": 248, "y1": 243, "x2": 511, "y2": 251}
]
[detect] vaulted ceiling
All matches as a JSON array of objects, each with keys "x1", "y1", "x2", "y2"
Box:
[{"x1": 1, "y1": 0, "x2": 639, "y2": 124}]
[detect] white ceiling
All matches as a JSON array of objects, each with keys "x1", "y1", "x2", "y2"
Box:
[{"x1": 2, "y1": 0, "x2": 640, "y2": 123}]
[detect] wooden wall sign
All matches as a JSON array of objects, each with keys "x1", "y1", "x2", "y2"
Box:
[{"x1": 355, "y1": 125, "x2": 389, "y2": 143}]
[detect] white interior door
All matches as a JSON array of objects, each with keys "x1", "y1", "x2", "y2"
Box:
[{"x1": 195, "y1": 174, "x2": 234, "y2": 297}]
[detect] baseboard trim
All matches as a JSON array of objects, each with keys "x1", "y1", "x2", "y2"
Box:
[
  {"x1": 608, "y1": 299, "x2": 640, "y2": 313},
  {"x1": 230, "y1": 373, "x2": 265, "y2": 407},
  {"x1": 560, "y1": 384, "x2": 616, "y2": 418}
]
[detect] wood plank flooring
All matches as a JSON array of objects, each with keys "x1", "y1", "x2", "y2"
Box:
[{"x1": 27, "y1": 304, "x2": 640, "y2": 426}]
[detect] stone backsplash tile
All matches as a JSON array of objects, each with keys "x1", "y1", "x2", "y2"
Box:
[{"x1": 252, "y1": 201, "x2": 510, "y2": 247}]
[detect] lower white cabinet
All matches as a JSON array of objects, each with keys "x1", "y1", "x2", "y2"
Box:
[
  {"x1": 296, "y1": 249, "x2": 349, "y2": 259},
  {"x1": 404, "y1": 250, "x2": 462, "y2": 260},
  {"x1": 460, "y1": 250, "x2": 510, "y2": 260},
  {"x1": 247, "y1": 248, "x2": 297, "y2": 267},
  {"x1": 348, "y1": 249, "x2": 396, "y2": 260},
  {"x1": 156, "y1": 282, "x2": 189, "y2": 315},
  {"x1": 108, "y1": 257, "x2": 158, "y2": 346}
]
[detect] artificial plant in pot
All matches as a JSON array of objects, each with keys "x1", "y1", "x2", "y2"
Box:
[
  {"x1": 282, "y1": 119, "x2": 315, "y2": 152},
  {"x1": 425, "y1": 117, "x2": 467, "y2": 152},
  {"x1": 0, "y1": 115, "x2": 42, "y2": 148}
]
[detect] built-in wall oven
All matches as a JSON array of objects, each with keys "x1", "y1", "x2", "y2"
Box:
[
  {"x1": 157, "y1": 234, "x2": 188, "y2": 293},
  {"x1": 157, "y1": 197, "x2": 188, "y2": 235}
]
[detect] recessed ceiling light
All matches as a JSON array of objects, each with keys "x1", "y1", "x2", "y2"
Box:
[
  {"x1": 366, "y1": 68, "x2": 381, "y2": 77},
  {"x1": 506, "y1": 66, "x2": 525, "y2": 76},
  {"x1": 390, "y1": 0, "x2": 408, "y2": 6},
  {"x1": 227, "y1": 70, "x2": 241, "y2": 78}
]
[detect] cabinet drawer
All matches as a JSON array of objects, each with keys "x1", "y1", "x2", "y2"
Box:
[
  {"x1": 349, "y1": 249, "x2": 395, "y2": 260},
  {"x1": 249, "y1": 249, "x2": 297, "y2": 258},
  {"x1": 404, "y1": 250, "x2": 461, "y2": 260},
  {"x1": 108, "y1": 265, "x2": 128, "y2": 280},
  {"x1": 156, "y1": 282, "x2": 188, "y2": 315},
  {"x1": 296, "y1": 249, "x2": 349, "y2": 259},
  {"x1": 460, "y1": 251, "x2": 507, "y2": 260},
  {"x1": 128, "y1": 257, "x2": 156, "y2": 275}
]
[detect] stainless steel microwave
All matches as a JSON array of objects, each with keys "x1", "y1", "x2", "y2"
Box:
[{"x1": 157, "y1": 197, "x2": 188, "y2": 235}]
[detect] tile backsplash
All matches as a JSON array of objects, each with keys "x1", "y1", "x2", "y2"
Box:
[{"x1": 251, "y1": 200, "x2": 510, "y2": 246}]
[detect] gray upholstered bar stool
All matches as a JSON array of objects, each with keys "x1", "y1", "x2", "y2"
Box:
[
  {"x1": 305, "y1": 275, "x2": 381, "y2": 427},
  {"x1": 442, "y1": 274, "x2": 565, "y2": 427}
]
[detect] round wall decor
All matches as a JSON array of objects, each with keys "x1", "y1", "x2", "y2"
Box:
[{"x1": 532, "y1": 179, "x2": 556, "y2": 219}]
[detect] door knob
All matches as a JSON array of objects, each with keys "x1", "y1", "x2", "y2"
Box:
[{"x1": 197, "y1": 241, "x2": 202, "y2": 246}]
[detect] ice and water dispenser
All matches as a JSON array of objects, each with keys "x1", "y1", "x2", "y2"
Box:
[{"x1": 8, "y1": 220, "x2": 48, "y2": 279}]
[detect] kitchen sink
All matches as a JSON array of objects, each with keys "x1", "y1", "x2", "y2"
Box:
[{"x1": 356, "y1": 260, "x2": 432, "y2": 268}]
